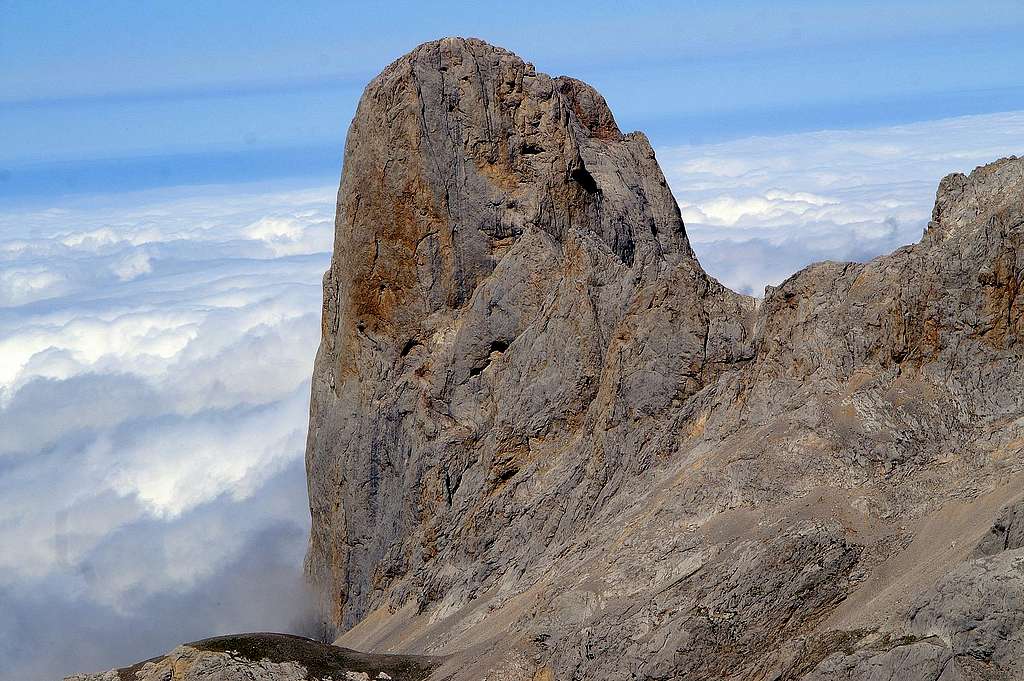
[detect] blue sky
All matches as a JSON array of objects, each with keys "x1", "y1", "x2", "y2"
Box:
[
  {"x1": 3, "y1": 3, "x2": 1024, "y2": 679},
  {"x1": 3, "y1": 0, "x2": 1024, "y2": 200}
]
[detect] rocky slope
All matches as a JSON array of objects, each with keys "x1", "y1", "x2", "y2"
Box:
[
  {"x1": 64, "y1": 633, "x2": 441, "y2": 681},
  {"x1": 68, "y1": 37, "x2": 1024, "y2": 681},
  {"x1": 303, "y1": 37, "x2": 1024, "y2": 680}
]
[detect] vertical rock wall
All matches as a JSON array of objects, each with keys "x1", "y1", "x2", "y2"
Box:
[{"x1": 306, "y1": 37, "x2": 1024, "y2": 680}]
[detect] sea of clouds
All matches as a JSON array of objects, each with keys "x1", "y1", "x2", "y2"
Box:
[
  {"x1": 0, "y1": 111, "x2": 1021, "y2": 680},
  {"x1": 663, "y1": 111, "x2": 1024, "y2": 294},
  {"x1": 0, "y1": 184, "x2": 335, "y2": 679}
]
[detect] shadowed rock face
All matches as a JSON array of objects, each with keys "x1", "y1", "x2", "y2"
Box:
[{"x1": 302, "y1": 37, "x2": 1024, "y2": 681}]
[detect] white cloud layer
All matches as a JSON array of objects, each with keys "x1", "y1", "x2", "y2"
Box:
[
  {"x1": 0, "y1": 183, "x2": 334, "y2": 680},
  {"x1": 660, "y1": 111, "x2": 1024, "y2": 294},
  {"x1": 1, "y1": 111, "x2": 1022, "y2": 680}
]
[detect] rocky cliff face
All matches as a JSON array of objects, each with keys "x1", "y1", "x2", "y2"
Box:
[
  {"x1": 305, "y1": 33, "x2": 753, "y2": 630},
  {"x1": 302, "y1": 37, "x2": 1024, "y2": 680}
]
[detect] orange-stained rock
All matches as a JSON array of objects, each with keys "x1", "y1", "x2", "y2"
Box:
[{"x1": 304, "y1": 37, "x2": 1024, "y2": 681}]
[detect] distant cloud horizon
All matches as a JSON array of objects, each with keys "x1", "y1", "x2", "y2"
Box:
[
  {"x1": 4, "y1": 1, "x2": 1024, "y2": 201},
  {"x1": 664, "y1": 110, "x2": 1024, "y2": 294}
]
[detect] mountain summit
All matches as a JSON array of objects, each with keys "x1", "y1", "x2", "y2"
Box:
[{"x1": 304, "y1": 36, "x2": 1024, "y2": 680}]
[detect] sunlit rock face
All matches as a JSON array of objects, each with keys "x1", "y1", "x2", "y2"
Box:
[
  {"x1": 301, "y1": 36, "x2": 1024, "y2": 680},
  {"x1": 304, "y1": 34, "x2": 753, "y2": 641}
]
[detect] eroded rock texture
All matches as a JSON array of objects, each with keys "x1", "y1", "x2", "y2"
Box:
[{"x1": 303, "y1": 38, "x2": 1024, "y2": 680}]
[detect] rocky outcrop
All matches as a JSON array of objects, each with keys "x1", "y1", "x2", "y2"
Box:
[
  {"x1": 306, "y1": 31, "x2": 751, "y2": 631},
  {"x1": 802, "y1": 546, "x2": 1024, "y2": 681},
  {"x1": 64, "y1": 633, "x2": 441, "y2": 681},
  {"x1": 974, "y1": 499, "x2": 1024, "y2": 557},
  {"x1": 301, "y1": 36, "x2": 1024, "y2": 680}
]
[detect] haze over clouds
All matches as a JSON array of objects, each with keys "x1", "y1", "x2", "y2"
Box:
[
  {"x1": 664, "y1": 111, "x2": 1024, "y2": 294},
  {"x1": 1, "y1": 111, "x2": 1023, "y2": 680}
]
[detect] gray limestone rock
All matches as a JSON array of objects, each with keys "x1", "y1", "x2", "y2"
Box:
[
  {"x1": 800, "y1": 548, "x2": 1024, "y2": 680},
  {"x1": 974, "y1": 499, "x2": 1024, "y2": 557},
  {"x1": 301, "y1": 37, "x2": 1024, "y2": 680}
]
